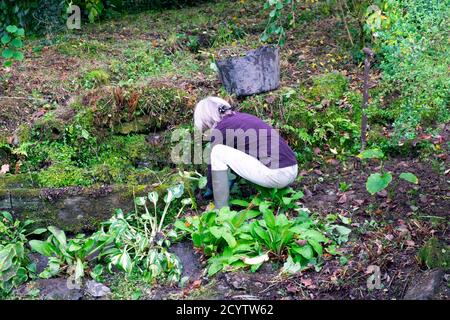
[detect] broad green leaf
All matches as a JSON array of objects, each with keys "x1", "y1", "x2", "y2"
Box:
[
  {"x1": 334, "y1": 225, "x2": 351, "y2": 236},
  {"x1": 399, "y1": 172, "x2": 418, "y2": 184},
  {"x1": 29, "y1": 240, "x2": 56, "y2": 257},
  {"x1": 259, "y1": 201, "x2": 272, "y2": 215},
  {"x1": 134, "y1": 196, "x2": 146, "y2": 206},
  {"x1": 2, "y1": 48, "x2": 14, "y2": 59},
  {"x1": 164, "y1": 189, "x2": 174, "y2": 203},
  {"x1": 1, "y1": 211, "x2": 13, "y2": 221},
  {"x1": 68, "y1": 243, "x2": 82, "y2": 252},
  {"x1": 252, "y1": 225, "x2": 270, "y2": 243},
  {"x1": 48, "y1": 226, "x2": 67, "y2": 248},
  {"x1": 357, "y1": 148, "x2": 384, "y2": 159},
  {"x1": 198, "y1": 176, "x2": 207, "y2": 189},
  {"x1": 231, "y1": 211, "x2": 247, "y2": 228},
  {"x1": 292, "y1": 244, "x2": 314, "y2": 260},
  {"x1": 16, "y1": 28, "x2": 25, "y2": 36},
  {"x1": 209, "y1": 226, "x2": 223, "y2": 239},
  {"x1": 262, "y1": 210, "x2": 276, "y2": 230},
  {"x1": 12, "y1": 51, "x2": 24, "y2": 61},
  {"x1": 207, "y1": 262, "x2": 223, "y2": 276},
  {"x1": 30, "y1": 228, "x2": 47, "y2": 235},
  {"x1": 281, "y1": 256, "x2": 302, "y2": 274},
  {"x1": 1, "y1": 34, "x2": 10, "y2": 44},
  {"x1": 244, "y1": 210, "x2": 261, "y2": 220},
  {"x1": 118, "y1": 251, "x2": 132, "y2": 273},
  {"x1": 148, "y1": 191, "x2": 158, "y2": 206},
  {"x1": 301, "y1": 229, "x2": 328, "y2": 243},
  {"x1": 0, "y1": 247, "x2": 13, "y2": 272},
  {"x1": 307, "y1": 239, "x2": 323, "y2": 256},
  {"x1": 221, "y1": 231, "x2": 237, "y2": 248},
  {"x1": 366, "y1": 172, "x2": 392, "y2": 195},
  {"x1": 74, "y1": 258, "x2": 84, "y2": 281},
  {"x1": 168, "y1": 184, "x2": 184, "y2": 199},
  {"x1": 174, "y1": 220, "x2": 192, "y2": 233},
  {"x1": 10, "y1": 38, "x2": 22, "y2": 48},
  {"x1": 13, "y1": 267, "x2": 28, "y2": 286},
  {"x1": 6, "y1": 25, "x2": 18, "y2": 33},
  {"x1": 229, "y1": 199, "x2": 250, "y2": 207}
]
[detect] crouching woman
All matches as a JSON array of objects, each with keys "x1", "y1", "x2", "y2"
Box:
[{"x1": 194, "y1": 96, "x2": 298, "y2": 209}]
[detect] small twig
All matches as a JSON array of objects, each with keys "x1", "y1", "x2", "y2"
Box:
[
  {"x1": 337, "y1": 0, "x2": 354, "y2": 47},
  {"x1": 401, "y1": 275, "x2": 411, "y2": 298}
]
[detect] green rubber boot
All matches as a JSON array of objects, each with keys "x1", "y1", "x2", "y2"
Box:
[{"x1": 212, "y1": 170, "x2": 230, "y2": 209}]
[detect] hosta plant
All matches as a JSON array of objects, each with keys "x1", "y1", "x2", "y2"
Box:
[
  {"x1": 176, "y1": 190, "x2": 350, "y2": 276},
  {"x1": 29, "y1": 226, "x2": 108, "y2": 283},
  {"x1": 0, "y1": 211, "x2": 45, "y2": 295},
  {"x1": 97, "y1": 184, "x2": 187, "y2": 283}
]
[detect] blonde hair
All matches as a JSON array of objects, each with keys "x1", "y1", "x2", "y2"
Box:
[{"x1": 194, "y1": 96, "x2": 232, "y2": 131}]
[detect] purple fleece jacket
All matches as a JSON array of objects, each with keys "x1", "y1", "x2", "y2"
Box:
[{"x1": 206, "y1": 112, "x2": 297, "y2": 190}]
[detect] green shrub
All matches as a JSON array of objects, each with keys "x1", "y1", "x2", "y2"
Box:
[
  {"x1": 176, "y1": 189, "x2": 351, "y2": 276},
  {"x1": 1, "y1": 25, "x2": 25, "y2": 67},
  {"x1": 367, "y1": 0, "x2": 450, "y2": 143}
]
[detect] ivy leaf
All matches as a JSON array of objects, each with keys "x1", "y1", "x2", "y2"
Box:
[
  {"x1": 399, "y1": 172, "x2": 418, "y2": 184},
  {"x1": 366, "y1": 172, "x2": 392, "y2": 195}
]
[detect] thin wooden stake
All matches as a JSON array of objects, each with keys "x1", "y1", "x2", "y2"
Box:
[{"x1": 361, "y1": 47, "x2": 374, "y2": 151}]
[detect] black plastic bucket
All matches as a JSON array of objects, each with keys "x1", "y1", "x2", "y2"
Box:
[{"x1": 216, "y1": 46, "x2": 280, "y2": 97}]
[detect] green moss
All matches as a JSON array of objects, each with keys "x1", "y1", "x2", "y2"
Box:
[
  {"x1": 419, "y1": 237, "x2": 449, "y2": 270},
  {"x1": 118, "y1": 184, "x2": 148, "y2": 202},
  {"x1": 56, "y1": 39, "x2": 111, "y2": 58},
  {"x1": 310, "y1": 71, "x2": 348, "y2": 103},
  {"x1": 116, "y1": 118, "x2": 149, "y2": 135},
  {"x1": 0, "y1": 174, "x2": 38, "y2": 189},
  {"x1": 16, "y1": 124, "x2": 31, "y2": 143},
  {"x1": 83, "y1": 69, "x2": 110, "y2": 89},
  {"x1": 37, "y1": 165, "x2": 92, "y2": 188}
]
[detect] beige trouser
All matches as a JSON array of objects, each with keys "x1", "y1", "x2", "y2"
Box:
[{"x1": 210, "y1": 144, "x2": 298, "y2": 188}]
